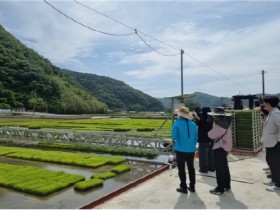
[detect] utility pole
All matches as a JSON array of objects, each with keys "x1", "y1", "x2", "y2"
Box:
[
  {"x1": 180, "y1": 49, "x2": 184, "y2": 103},
  {"x1": 261, "y1": 70, "x2": 265, "y2": 98}
]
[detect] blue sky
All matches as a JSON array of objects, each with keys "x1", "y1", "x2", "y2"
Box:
[{"x1": 0, "y1": 0, "x2": 279, "y2": 98}]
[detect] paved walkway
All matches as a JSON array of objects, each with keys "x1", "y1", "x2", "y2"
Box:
[{"x1": 93, "y1": 150, "x2": 280, "y2": 209}]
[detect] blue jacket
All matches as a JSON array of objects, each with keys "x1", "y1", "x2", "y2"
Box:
[{"x1": 171, "y1": 117, "x2": 198, "y2": 153}]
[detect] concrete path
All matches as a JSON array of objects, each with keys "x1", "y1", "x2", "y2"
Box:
[{"x1": 93, "y1": 150, "x2": 280, "y2": 209}]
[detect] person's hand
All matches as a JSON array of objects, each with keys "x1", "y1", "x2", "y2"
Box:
[{"x1": 192, "y1": 111, "x2": 200, "y2": 120}]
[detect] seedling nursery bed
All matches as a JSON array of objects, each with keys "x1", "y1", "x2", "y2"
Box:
[{"x1": 0, "y1": 147, "x2": 165, "y2": 209}]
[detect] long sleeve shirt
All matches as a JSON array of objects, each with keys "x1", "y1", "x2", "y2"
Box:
[
  {"x1": 171, "y1": 117, "x2": 198, "y2": 153},
  {"x1": 262, "y1": 107, "x2": 280, "y2": 148},
  {"x1": 208, "y1": 123, "x2": 232, "y2": 152}
]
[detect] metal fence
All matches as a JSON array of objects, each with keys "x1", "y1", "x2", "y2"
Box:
[{"x1": 0, "y1": 127, "x2": 172, "y2": 155}]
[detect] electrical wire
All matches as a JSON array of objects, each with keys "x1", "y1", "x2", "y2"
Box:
[
  {"x1": 72, "y1": 0, "x2": 251, "y2": 89},
  {"x1": 73, "y1": 0, "x2": 135, "y2": 31},
  {"x1": 73, "y1": 0, "x2": 180, "y2": 56},
  {"x1": 135, "y1": 29, "x2": 179, "y2": 57},
  {"x1": 46, "y1": 0, "x2": 252, "y2": 92},
  {"x1": 44, "y1": 0, "x2": 134, "y2": 36},
  {"x1": 138, "y1": 31, "x2": 180, "y2": 51},
  {"x1": 183, "y1": 51, "x2": 251, "y2": 91}
]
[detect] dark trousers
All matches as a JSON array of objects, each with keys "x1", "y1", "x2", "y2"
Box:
[
  {"x1": 265, "y1": 148, "x2": 274, "y2": 183},
  {"x1": 266, "y1": 142, "x2": 280, "y2": 187},
  {"x1": 199, "y1": 142, "x2": 215, "y2": 172},
  {"x1": 176, "y1": 151, "x2": 195, "y2": 189},
  {"x1": 213, "y1": 148, "x2": 231, "y2": 192}
]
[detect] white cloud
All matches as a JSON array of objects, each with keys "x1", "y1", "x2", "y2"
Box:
[{"x1": 1, "y1": 1, "x2": 280, "y2": 98}]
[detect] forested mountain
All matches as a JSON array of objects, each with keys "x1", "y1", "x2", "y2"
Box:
[
  {"x1": 0, "y1": 25, "x2": 107, "y2": 114},
  {"x1": 157, "y1": 92, "x2": 232, "y2": 110},
  {"x1": 192, "y1": 92, "x2": 233, "y2": 108},
  {"x1": 0, "y1": 25, "x2": 164, "y2": 113},
  {"x1": 1, "y1": 24, "x2": 277, "y2": 114},
  {"x1": 158, "y1": 92, "x2": 280, "y2": 110},
  {"x1": 63, "y1": 69, "x2": 165, "y2": 112}
]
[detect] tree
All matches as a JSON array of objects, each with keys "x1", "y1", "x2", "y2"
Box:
[{"x1": 128, "y1": 104, "x2": 142, "y2": 112}]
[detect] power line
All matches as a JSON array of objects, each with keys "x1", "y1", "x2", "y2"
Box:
[
  {"x1": 73, "y1": 0, "x2": 251, "y2": 90},
  {"x1": 44, "y1": 0, "x2": 134, "y2": 36},
  {"x1": 45, "y1": 0, "x2": 251, "y2": 92},
  {"x1": 73, "y1": 0, "x2": 135, "y2": 31},
  {"x1": 138, "y1": 30, "x2": 180, "y2": 51},
  {"x1": 183, "y1": 51, "x2": 251, "y2": 92},
  {"x1": 135, "y1": 29, "x2": 179, "y2": 57},
  {"x1": 73, "y1": 0, "x2": 180, "y2": 56}
]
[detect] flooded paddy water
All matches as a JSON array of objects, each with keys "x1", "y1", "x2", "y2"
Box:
[{"x1": 0, "y1": 153, "x2": 167, "y2": 209}]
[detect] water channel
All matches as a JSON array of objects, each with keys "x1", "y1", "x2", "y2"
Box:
[{"x1": 0, "y1": 153, "x2": 167, "y2": 209}]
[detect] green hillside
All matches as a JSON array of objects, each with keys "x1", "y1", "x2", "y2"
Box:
[
  {"x1": 63, "y1": 69, "x2": 164, "y2": 112},
  {"x1": 192, "y1": 92, "x2": 233, "y2": 108},
  {"x1": 1, "y1": 24, "x2": 276, "y2": 114},
  {"x1": 0, "y1": 24, "x2": 164, "y2": 114},
  {"x1": 0, "y1": 25, "x2": 107, "y2": 114}
]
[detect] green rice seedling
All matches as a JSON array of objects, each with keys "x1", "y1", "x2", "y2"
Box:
[
  {"x1": 0, "y1": 163, "x2": 85, "y2": 196},
  {"x1": 0, "y1": 146, "x2": 126, "y2": 168},
  {"x1": 110, "y1": 164, "x2": 131, "y2": 174},
  {"x1": 74, "y1": 178, "x2": 103, "y2": 191},
  {"x1": 37, "y1": 142, "x2": 158, "y2": 158},
  {"x1": 0, "y1": 146, "x2": 18, "y2": 155},
  {"x1": 90, "y1": 171, "x2": 116, "y2": 180},
  {"x1": 0, "y1": 117, "x2": 172, "y2": 132}
]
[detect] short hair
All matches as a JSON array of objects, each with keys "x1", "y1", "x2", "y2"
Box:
[{"x1": 263, "y1": 95, "x2": 280, "y2": 107}]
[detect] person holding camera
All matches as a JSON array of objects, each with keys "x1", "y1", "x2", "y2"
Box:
[{"x1": 193, "y1": 107, "x2": 215, "y2": 173}]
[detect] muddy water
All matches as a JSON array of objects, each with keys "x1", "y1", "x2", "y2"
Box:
[{"x1": 0, "y1": 155, "x2": 165, "y2": 209}]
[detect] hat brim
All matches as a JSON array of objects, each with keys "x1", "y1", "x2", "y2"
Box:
[
  {"x1": 208, "y1": 112, "x2": 232, "y2": 117},
  {"x1": 179, "y1": 113, "x2": 193, "y2": 120},
  {"x1": 175, "y1": 109, "x2": 193, "y2": 120}
]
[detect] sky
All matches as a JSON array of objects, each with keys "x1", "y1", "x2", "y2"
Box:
[{"x1": 0, "y1": 0, "x2": 280, "y2": 99}]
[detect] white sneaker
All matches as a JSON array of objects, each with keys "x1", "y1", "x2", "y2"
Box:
[
  {"x1": 264, "y1": 181, "x2": 275, "y2": 186},
  {"x1": 266, "y1": 185, "x2": 280, "y2": 192}
]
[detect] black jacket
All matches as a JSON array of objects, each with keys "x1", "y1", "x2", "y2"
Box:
[{"x1": 197, "y1": 108, "x2": 213, "y2": 143}]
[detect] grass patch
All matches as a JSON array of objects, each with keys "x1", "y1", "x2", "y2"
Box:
[{"x1": 0, "y1": 163, "x2": 85, "y2": 196}]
